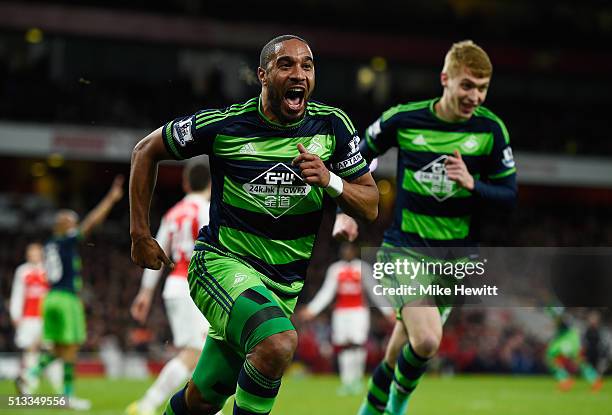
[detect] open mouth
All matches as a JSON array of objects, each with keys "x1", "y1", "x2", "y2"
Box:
[
  {"x1": 460, "y1": 103, "x2": 475, "y2": 114},
  {"x1": 284, "y1": 87, "x2": 306, "y2": 113}
]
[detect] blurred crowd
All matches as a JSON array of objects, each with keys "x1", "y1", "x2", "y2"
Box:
[
  {"x1": 295, "y1": 307, "x2": 610, "y2": 376},
  {"x1": 1, "y1": 45, "x2": 609, "y2": 156},
  {"x1": 1, "y1": 1, "x2": 612, "y2": 156},
  {"x1": 0, "y1": 192, "x2": 611, "y2": 375}
]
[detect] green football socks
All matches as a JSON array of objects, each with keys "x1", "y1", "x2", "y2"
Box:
[
  {"x1": 29, "y1": 351, "x2": 55, "y2": 378},
  {"x1": 234, "y1": 360, "x2": 281, "y2": 414},
  {"x1": 385, "y1": 343, "x2": 428, "y2": 415},
  {"x1": 357, "y1": 361, "x2": 394, "y2": 415}
]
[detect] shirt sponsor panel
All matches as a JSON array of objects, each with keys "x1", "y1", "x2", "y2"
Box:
[{"x1": 242, "y1": 163, "x2": 314, "y2": 219}]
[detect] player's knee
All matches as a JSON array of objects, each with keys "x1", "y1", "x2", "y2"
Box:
[
  {"x1": 249, "y1": 330, "x2": 297, "y2": 377},
  {"x1": 258, "y1": 330, "x2": 297, "y2": 366},
  {"x1": 411, "y1": 333, "x2": 441, "y2": 358},
  {"x1": 178, "y1": 347, "x2": 201, "y2": 370},
  {"x1": 185, "y1": 381, "x2": 221, "y2": 415}
]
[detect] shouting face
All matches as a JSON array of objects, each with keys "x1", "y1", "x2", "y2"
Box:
[{"x1": 258, "y1": 39, "x2": 315, "y2": 124}]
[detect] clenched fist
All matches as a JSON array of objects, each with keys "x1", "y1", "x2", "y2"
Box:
[
  {"x1": 292, "y1": 143, "x2": 330, "y2": 187},
  {"x1": 131, "y1": 235, "x2": 174, "y2": 270}
]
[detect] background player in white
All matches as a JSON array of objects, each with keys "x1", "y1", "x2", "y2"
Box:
[
  {"x1": 127, "y1": 162, "x2": 214, "y2": 415},
  {"x1": 300, "y1": 243, "x2": 393, "y2": 395},
  {"x1": 10, "y1": 242, "x2": 62, "y2": 391}
]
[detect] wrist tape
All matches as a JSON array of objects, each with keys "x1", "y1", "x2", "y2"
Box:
[{"x1": 325, "y1": 172, "x2": 344, "y2": 198}]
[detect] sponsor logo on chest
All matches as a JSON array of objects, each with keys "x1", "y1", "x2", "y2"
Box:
[
  {"x1": 414, "y1": 155, "x2": 460, "y2": 202},
  {"x1": 243, "y1": 163, "x2": 312, "y2": 219}
]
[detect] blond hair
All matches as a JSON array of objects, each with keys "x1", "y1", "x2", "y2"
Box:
[{"x1": 442, "y1": 40, "x2": 492, "y2": 78}]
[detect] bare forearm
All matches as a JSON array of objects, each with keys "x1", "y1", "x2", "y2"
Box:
[
  {"x1": 130, "y1": 149, "x2": 158, "y2": 239},
  {"x1": 129, "y1": 128, "x2": 168, "y2": 239},
  {"x1": 79, "y1": 175, "x2": 124, "y2": 237},
  {"x1": 80, "y1": 195, "x2": 117, "y2": 237},
  {"x1": 129, "y1": 133, "x2": 158, "y2": 239},
  {"x1": 336, "y1": 174, "x2": 379, "y2": 222}
]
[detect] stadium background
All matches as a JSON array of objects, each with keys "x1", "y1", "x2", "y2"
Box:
[{"x1": 0, "y1": 0, "x2": 610, "y2": 413}]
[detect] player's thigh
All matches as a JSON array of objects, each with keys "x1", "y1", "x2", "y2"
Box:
[
  {"x1": 165, "y1": 296, "x2": 210, "y2": 350},
  {"x1": 15, "y1": 318, "x2": 42, "y2": 349},
  {"x1": 332, "y1": 309, "x2": 369, "y2": 346},
  {"x1": 551, "y1": 329, "x2": 581, "y2": 359},
  {"x1": 400, "y1": 305, "x2": 443, "y2": 349},
  {"x1": 564, "y1": 330, "x2": 582, "y2": 358},
  {"x1": 225, "y1": 283, "x2": 296, "y2": 355},
  {"x1": 189, "y1": 248, "x2": 295, "y2": 354},
  {"x1": 375, "y1": 245, "x2": 435, "y2": 310},
  {"x1": 42, "y1": 291, "x2": 66, "y2": 343},
  {"x1": 64, "y1": 292, "x2": 86, "y2": 345},
  {"x1": 331, "y1": 310, "x2": 350, "y2": 345},
  {"x1": 188, "y1": 249, "x2": 264, "y2": 341},
  {"x1": 546, "y1": 336, "x2": 562, "y2": 359},
  {"x1": 53, "y1": 343, "x2": 79, "y2": 361}
]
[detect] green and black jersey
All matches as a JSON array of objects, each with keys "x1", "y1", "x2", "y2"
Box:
[
  {"x1": 363, "y1": 98, "x2": 516, "y2": 251},
  {"x1": 45, "y1": 229, "x2": 83, "y2": 293},
  {"x1": 162, "y1": 96, "x2": 369, "y2": 297}
]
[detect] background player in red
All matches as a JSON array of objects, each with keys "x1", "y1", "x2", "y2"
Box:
[
  {"x1": 10, "y1": 243, "x2": 62, "y2": 392},
  {"x1": 127, "y1": 162, "x2": 216, "y2": 415},
  {"x1": 300, "y1": 243, "x2": 393, "y2": 395}
]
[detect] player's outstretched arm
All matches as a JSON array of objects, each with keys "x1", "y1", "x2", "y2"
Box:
[
  {"x1": 303, "y1": 262, "x2": 340, "y2": 320},
  {"x1": 130, "y1": 127, "x2": 174, "y2": 270},
  {"x1": 292, "y1": 144, "x2": 378, "y2": 222},
  {"x1": 131, "y1": 287, "x2": 154, "y2": 324},
  {"x1": 79, "y1": 175, "x2": 124, "y2": 238},
  {"x1": 9, "y1": 267, "x2": 25, "y2": 327}
]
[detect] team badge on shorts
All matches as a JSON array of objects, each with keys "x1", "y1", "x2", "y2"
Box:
[{"x1": 233, "y1": 273, "x2": 249, "y2": 286}]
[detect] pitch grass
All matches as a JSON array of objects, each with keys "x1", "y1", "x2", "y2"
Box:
[{"x1": 0, "y1": 374, "x2": 609, "y2": 414}]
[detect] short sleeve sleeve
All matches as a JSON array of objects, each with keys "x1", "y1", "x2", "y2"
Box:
[
  {"x1": 161, "y1": 110, "x2": 224, "y2": 160},
  {"x1": 363, "y1": 106, "x2": 401, "y2": 156}
]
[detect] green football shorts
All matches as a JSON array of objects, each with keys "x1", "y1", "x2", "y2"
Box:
[
  {"x1": 376, "y1": 243, "x2": 459, "y2": 325},
  {"x1": 547, "y1": 328, "x2": 581, "y2": 359},
  {"x1": 42, "y1": 290, "x2": 86, "y2": 345},
  {"x1": 188, "y1": 242, "x2": 297, "y2": 356}
]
